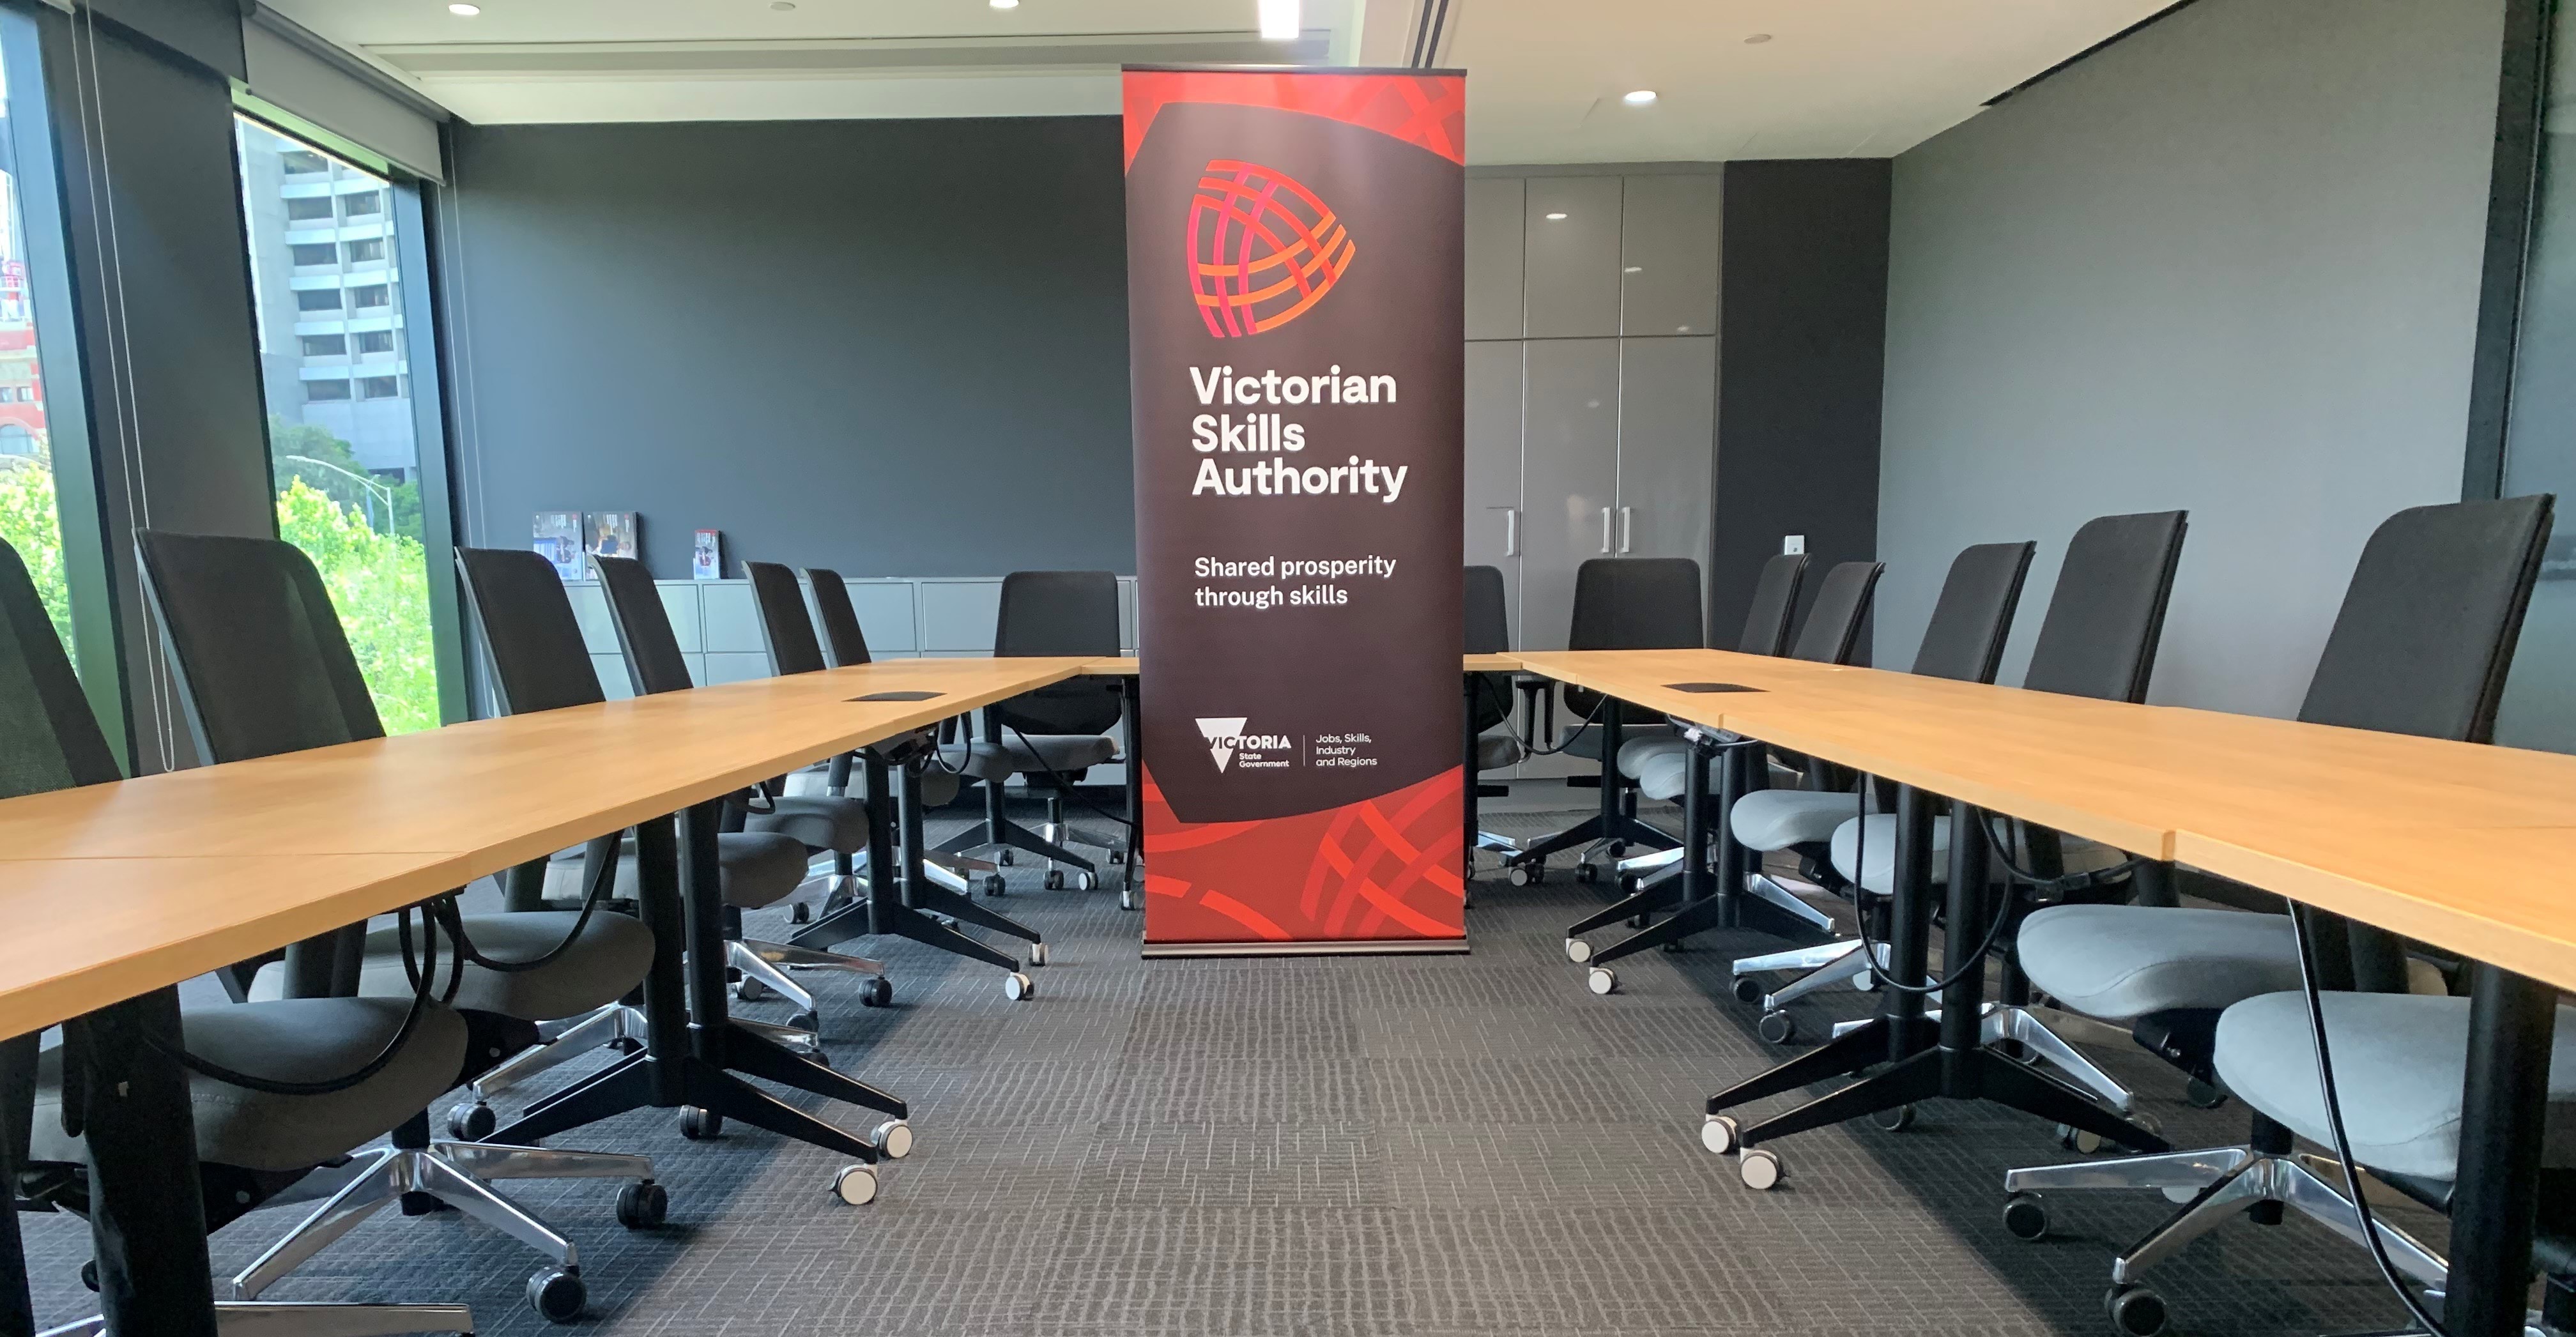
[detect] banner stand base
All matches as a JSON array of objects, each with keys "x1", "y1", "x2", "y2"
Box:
[{"x1": 1140, "y1": 938, "x2": 1471, "y2": 959}]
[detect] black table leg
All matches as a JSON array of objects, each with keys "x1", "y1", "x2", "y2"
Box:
[
  {"x1": 1462, "y1": 672, "x2": 1479, "y2": 873},
  {"x1": 0, "y1": 1031, "x2": 29, "y2": 1337},
  {"x1": 2446, "y1": 961, "x2": 2554, "y2": 1337},
  {"x1": 1123, "y1": 673, "x2": 1144, "y2": 883},
  {"x1": 79, "y1": 988, "x2": 217, "y2": 1337}
]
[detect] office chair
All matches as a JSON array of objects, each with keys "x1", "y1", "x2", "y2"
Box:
[
  {"x1": 937, "y1": 570, "x2": 1126, "y2": 890},
  {"x1": 1463, "y1": 565, "x2": 1529, "y2": 869},
  {"x1": 1, "y1": 537, "x2": 478, "y2": 1336},
  {"x1": 1567, "y1": 559, "x2": 1882, "y2": 993},
  {"x1": 1783, "y1": 512, "x2": 2185, "y2": 1111},
  {"x1": 1999, "y1": 496, "x2": 2556, "y2": 1333},
  {"x1": 1501, "y1": 556, "x2": 1712, "y2": 887},
  {"x1": 135, "y1": 531, "x2": 660, "y2": 1324},
  {"x1": 450, "y1": 548, "x2": 839, "y2": 1124},
  {"x1": 1720, "y1": 543, "x2": 2034, "y2": 1034},
  {"x1": 590, "y1": 555, "x2": 897, "y2": 1026}
]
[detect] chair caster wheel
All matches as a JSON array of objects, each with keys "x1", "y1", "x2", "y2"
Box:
[
  {"x1": 1756, "y1": 1011, "x2": 1797, "y2": 1044},
  {"x1": 679, "y1": 1107, "x2": 723, "y2": 1141},
  {"x1": 447, "y1": 1100, "x2": 498, "y2": 1142},
  {"x1": 1565, "y1": 938, "x2": 1593, "y2": 963},
  {"x1": 1073, "y1": 870, "x2": 1096, "y2": 890},
  {"x1": 981, "y1": 874, "x2": 1006, "y2": 896},
  {"x1": 528, "y1": 1267, "x2": 586, "y2": 1324},
  {"x1": 787, "y1": 1009, "x2": 821, "y2": 1035},
  {"x1": 1731, "y1": 975, "x2": 1765, "y2": 1004},
  {"x1": 1044, "y1": 869, "x2": 1066, "y2": 890},
  {"x1": 1108, "y1": 849, "x2": 1126, "y2": 864},
  {"x1": 1120, "y1": 887, "x2": 1140, "y2": 911},
  {"x1": 80, "y1": 1260, "x2": 96, "y2": 1293},
  {"x1": 736, "y1": 976, "x2": 771, "y2": 1003},
  {"x1": 1508, "y1": 862, "x2": 1541, "y2": 887},
  {"x1": 1873, "y1": 1103, "x2": 1915, "y2": 1133},
  {"x1": 1029, "y1": 942, "x2": 1050, "y2": 966},
  {"x1": 1574, "y1": 862, "x2": 1599, "y2": 884},
  {"x1": 861, "y1": 975, "x2": 894, "y2": 1007},
  {"x1": 1738, "y1": 1147, "x2": 1782, "y2": 1191},
  {"x1": 2002, "y1": 1191, "x2": 2048, "y2": 1241},
  {"x1": 2057, "y1": 1124, "x2": 2106, "y2": 1154},
  {"x1": 1616, "y1": 875, "x2": 1640, "y2": 895},
  {"x1": 870, "y1": 1119, "x2": 914, "y2": 1159},
  {"x1": 995, "y1": 850, "x2": 1015, "y2": 866},
  {"x1": 790, "y1": 901, "x2": 811, "y2": 924},
  {"x1": 615, "y1": 1181, "x2": 669, "y2": 1230},
  {"x1": 1586, "y1": 966, "x2": 1616, "y2": 995},
  {"x1": 1626, "y1": 913, "x2": 1650, "y2": 929},
  {"x1": 833, "y1": 1165, "x2": 879, "y2": 1206},
  {"x1": 2182, "y1": 1078, "x2": 2227, "y2": 1110},
  {"x1": 1606, "y1": 840, "x2": 1627, "y2": 859},
  {"x1": 2105, "y1": 1283, "x2": 2168, "y2": 1336},
  {"x1": 1004, "y1": 972, "x2": 1034, "y2": 1001},
  {"x1": 1701, "y1": 1114, "x2": 1738, "y2": 1155}
]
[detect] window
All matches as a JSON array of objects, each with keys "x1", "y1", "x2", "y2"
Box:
[
  {"x1": 280, "y1": 149, "x2": 327, "y2": 175},
  {"x1": 236, "y1": 118, "x2": 443, "y2": 733},
  {"x1": 289, "y1": 242, "x2": 336, "y2": 267},
  {"x1": 285, "y1": 195, "x2": 334, "y2": 222},
  {"x1": 2496, "y1": 3, "x2": 2576, "y2": 751}
]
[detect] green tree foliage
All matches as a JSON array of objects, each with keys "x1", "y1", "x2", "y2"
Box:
[
  {"x1": 276, "y1": 478, "x2": 439, "y2": 734},
  {"x1": 269, "y1": 416, "x2": 422, "y2": 540},
  {"x1": 0, "y1": 459, "x2": 72, "y2": 658}
]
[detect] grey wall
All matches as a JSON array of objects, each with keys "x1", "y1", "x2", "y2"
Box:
[
  {"x1": 441, "y1": 117, "x2": 1133, "y2": 579},
  {"x1": 1715, "y1": 160, "x2": 1888, "y2": 652},
  {"x1": 1877, "y1": 0, "x2": 2505, "y2": 715}
]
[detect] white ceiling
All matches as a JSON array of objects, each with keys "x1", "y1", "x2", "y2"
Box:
[{"x1": 270, "y1": 0, "x2": 2174, "y2": 163}]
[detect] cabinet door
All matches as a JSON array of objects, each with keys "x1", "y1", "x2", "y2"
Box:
[
  {"x1": 1464, "y1": 340, "x2": 1524, "y2": 633},
  {"x1": 1464, "y1": 177, "x2": 1526, "y2": 341},
  {"x1": 1615, "y1": 337, "x2": 1716, "y2": 570},
  {"x1": 1620, "y1": 175, "x2": 1721, "y2": 337},
  {"x1": 1519, "y1": 339, "x2": 1621, "y2": 652},
  {"x1": 1522, "y1": 178, "x2": 1621, "y2": 339}
]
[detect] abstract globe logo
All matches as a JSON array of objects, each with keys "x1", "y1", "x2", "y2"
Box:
[{"x1": 1187, "y1": 159, "x2": 1354, "y2": 338}]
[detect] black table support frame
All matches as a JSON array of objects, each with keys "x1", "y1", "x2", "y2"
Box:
[{"x1": 787, "y1": 751, "x2": 1039, "y2": 972}]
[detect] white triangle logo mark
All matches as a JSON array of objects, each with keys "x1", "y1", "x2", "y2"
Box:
[{"x1": 1196, "y1": 717, "x2": 1250, "y2": 773}]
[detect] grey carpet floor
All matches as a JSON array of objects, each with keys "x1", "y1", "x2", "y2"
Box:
[{"x1": 22, "y1": 802, "x2": 2439, "y2": 1336}]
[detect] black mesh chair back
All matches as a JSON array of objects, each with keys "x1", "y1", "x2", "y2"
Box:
[
  {"x1": 136, "y1": 531, "x2": 383, "y2": 761},
  {"x1": 804, "y1": 567, "x2": 873, "y2": 668},
  {"x1": 992, "y1": 570, "x2": 1123, "y2": 736},
  {"x1": 0, "y1": 537, "x2": 119, "y2": 797},
  {"x1": 744, "y1": 561, "x2": 828, "y2": 676},
  {"x1": 2299, "y1": 496, "x2": 2551, "y2": 742},
  {"x1": 2021, "y1": 511, "x2": 2188, "y2": 702},
  {"x1": 1911, "y1": 542, "x2": 2036, "y2": 683},
  {"x1": 1465, "y1": 565, "x2": 1512, "y2": 735},
  {"x1": 1788, "y1": 561, "x2": 1883, "y2": 665},
  {"x1": 1736, "y1": 553, "x2": 1809, "y2": 656},
  {"x1": 1565, "y1": 557, "x2": 1703, "y2": 721},
  {"x1": 593, "y1": 554, "x2": 696, "y2": 696},
  {"x1": 456, "y1": 547, "x2": 606, "y2": 714}
]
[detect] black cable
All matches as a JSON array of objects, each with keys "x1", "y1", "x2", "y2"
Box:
[
  {"x1": 1974, "y1": 809, "x2": 2149, "y2": 897},
  {"x1": 1522, "y1": 691, "x2": 1611, "y2": 756},
  {"x1": 2287, "y1": 908, "x2": 2453, "y2": 1336},
  {"x1": 435, "y1": 847, "x2": 617, "y2": 975},
  {"x1": 1841, "y1": 776, "x2": 2021, "y2": 996},
  {"x1": 1423, "y1": 0, "x2": 1453, "y2": 66},
  {"x1": 1407, "y1": 0, "x2": 1435, "y2": 66},
  {"x1": 142, "y1": 903, "x2": 445, "y2": 1097},
  {"x1": 1004, "y1": 720, "x2": 1136, "y2": 830}
]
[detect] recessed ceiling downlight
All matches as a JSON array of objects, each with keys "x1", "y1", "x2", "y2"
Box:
[{"x1": 1623, "y1": 89, "x2": 1658, "y2": 105}]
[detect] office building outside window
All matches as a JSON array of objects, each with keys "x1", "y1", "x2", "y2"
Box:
[
  {"x1": 0, "y1": 43, "x2": 70, "y2": 668},
  {"x1": 236, "y1": 117, "x2": 440, "y2": 732}
]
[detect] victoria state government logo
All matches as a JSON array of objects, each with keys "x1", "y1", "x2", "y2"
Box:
[
  {"x1": 1196, "y1": 717, "x2": 1295, "y2": 773},
  {"x1": 1187, "y1": 160, "x2": 1354, "y2": 339}
]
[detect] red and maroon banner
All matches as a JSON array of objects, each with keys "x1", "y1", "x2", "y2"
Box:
[{"x1": 1126, "y1": 66, "x2": 1468, "y2": 952}]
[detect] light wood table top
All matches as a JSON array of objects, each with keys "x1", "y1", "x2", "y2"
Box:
[
  {"x1": 1513, "y1": 648, "x2": 2576, "y2": 993},
  {"x1": 0, "y1": 657, "x2": 1089, "y2": 1039},
  {"x1": 1077, "y1": 654, "x2": 1523, "y2": 676}
]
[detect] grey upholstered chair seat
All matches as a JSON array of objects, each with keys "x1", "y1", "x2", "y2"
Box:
[
  {"x1": 31, "y1": 998, "x2": 468, "y2": 1173},
  {"x1": 1475, "y1": 731, "x2": 1524, "y2": 772},
  {"x1": 2020, "y1": 905, "x2": 2303, "y2": 1021},
  {"x1": 549, "y1": 830, "x2": 810, "y2": 910},
  {"x1": 1729, "y1": 788, "x2": 1862, "y2": 850},
  {"x1": 1616, "y1": 733, "x2": 1685, "y2": 777},
  {"x1": 747, "y1": 793, "x2": 870, "y2": 853},
  {"x1": 1630, "y1": 744, "x2": 1692, "y2": 802},
  {"x1": 1830, "y1": 814, "x2": 2122, "y2": 897},
  {"x1": 252, "y1": 912, "x2": 656, "y2": 1023},
  {"x1": 2214, "y1": 991, "x2": 2576, "y2": 1180},
  {"x1": 966, "y1": 733, "x2": 1118, "y2": 779},
  {"x1": 1563, "y1": 721, "x2": 1673, "y2": 763}
]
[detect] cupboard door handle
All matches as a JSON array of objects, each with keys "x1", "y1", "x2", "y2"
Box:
[
  {"x1": 1503, "y1": 508, "x2": 1519, "y2": 558},
  {"x1": 1618, "y1": 507, "x2": 1634, "y2": 554},
  {"x1": 1600, "y1": 507, "x2": 1613, "y2": 554}
]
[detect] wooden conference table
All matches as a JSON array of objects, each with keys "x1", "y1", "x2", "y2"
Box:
[
  {"x1": 0, "y1": 655, "x2": 1098, "y2": 1336},
  {"x1": 1514, "y1": 646, "x2": 2576, "y2": 1337}
]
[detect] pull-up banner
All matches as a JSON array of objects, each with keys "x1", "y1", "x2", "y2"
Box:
[{"x1": 1127, "y1": 65, "x2": 1469, "y2": 954}]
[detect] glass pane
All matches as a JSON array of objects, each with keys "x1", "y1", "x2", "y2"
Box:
[
  {"x1": 236, "y1": 118, "x2": 441, "y2": 733},
  {"x1": 0, "y1": 42, "x2": 73, "y2": 671},
  {"x1": 2497, "y1": 4, "x2": 2576, "y2": 750}
]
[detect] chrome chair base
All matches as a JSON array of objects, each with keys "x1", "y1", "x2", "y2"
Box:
[
  {"x1": 1737, "y1": 940, "x2": 1878, "y2": 1007},
  {"x1": 471, "y1": 1002, "x2": 647, "y2": 1105},
  {"x1": 230, "y1": 1141, "x2": 652, "y2": 1302},
  {"x1": 731, "y1": 938, "x2": 886, "y2": 1016},
  {"x1": 1820, "y1": 1004, "x2": 2139, "y2": 1112},
  {"x1": 42, "y1": 1301, "x2": 476, "y2": 1336},
  {"x1": 1742, "y1": 873, "x2": 1838, "y2": 934}
]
